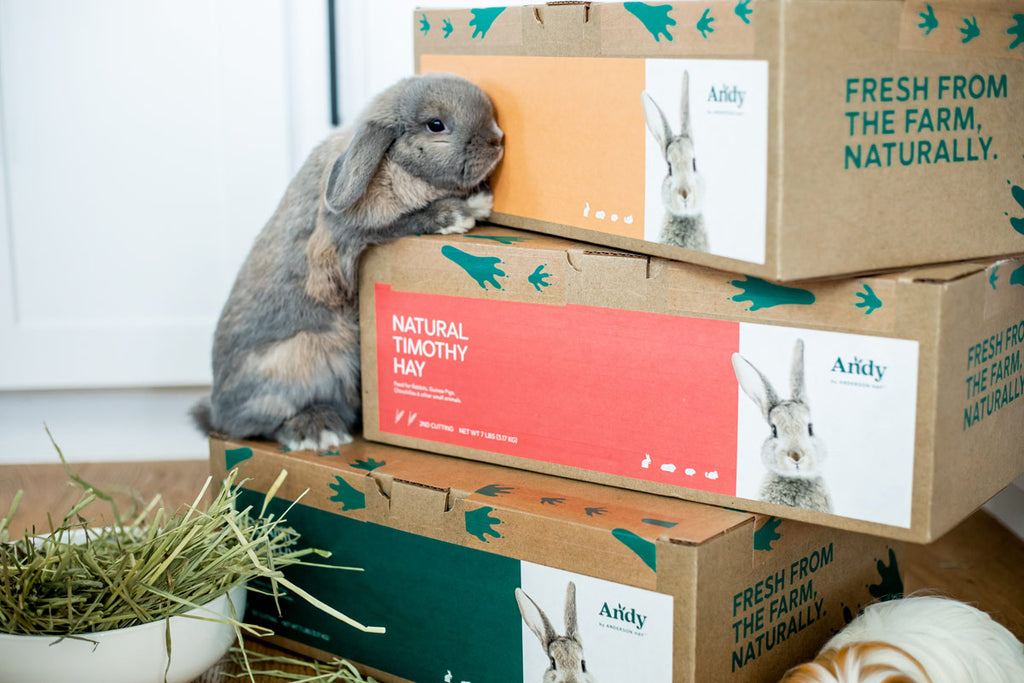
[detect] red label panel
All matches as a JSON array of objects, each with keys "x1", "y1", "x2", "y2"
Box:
[{"x1": 375, "y1": 284, "x2": 740, "y2": 495}]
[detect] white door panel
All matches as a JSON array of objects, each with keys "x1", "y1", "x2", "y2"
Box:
[{"x1": 0, "y1": 0, "x2": 328, "y2": 389}]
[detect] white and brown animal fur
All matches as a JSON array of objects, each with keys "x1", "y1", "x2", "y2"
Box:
[
  {"x1": 191, "y1": 73, "x2": 503, "y2": 451},
  {"x1": 732, "y1": 339, "x2": 832, "y2": 513},
  {"x1": 642, "y1": 70, "x2": 708, "y2": 251},
  {"x1": 516, "y1": 582, "x2": 596, "y2": 683},
  {"x1": 780, "y1": 595, "x2": 1024, "y2": 683}
]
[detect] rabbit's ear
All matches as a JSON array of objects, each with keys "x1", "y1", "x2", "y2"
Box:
[
  {"x1": 323, "y1": 120, "x2": 397, "y2": 213},
  {"x1": 642, "y1": 91, "x2": 672, "y2": 155},
  {"x1": 564, "y1": 581, "x2": 582, "y2": 644},
  {"x1": 516, "y1": 588, "x2": 556, "y2": 650},
  {"x1": 732, "y1": 353, "x2": 779, "y2": 420},
  {"x1": 679, "y1": 69, "x2": 693, "y2": 138},
  {"x1": 790, "y1": 339, "x2": 807, "y2": 404}
]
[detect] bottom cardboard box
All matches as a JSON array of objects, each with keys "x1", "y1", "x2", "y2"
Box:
[{"x1": 210, "y1": 437, "x2": 904, "y2": 683}]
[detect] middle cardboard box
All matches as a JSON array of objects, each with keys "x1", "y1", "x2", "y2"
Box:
[{"x1": 359, "y1": 226, "x2": 1024, "y2": 544}]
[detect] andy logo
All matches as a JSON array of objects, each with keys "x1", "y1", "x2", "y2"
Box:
[
  {"x1": 599, "y1": 601, "x2": 648, "y2": 630},
  {"x1": 707, "y1": 83, "x2": 746, "y2": 108},
  {"x1": 832, "y1": 355, "x2": 887, "y2": 382}
]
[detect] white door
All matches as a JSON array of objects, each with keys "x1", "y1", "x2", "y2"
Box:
[
  {"x1": 0, "y1": 0, "x2": 333, "y2": 461},
  {"x1": 0, "y1": 0, "x2": 332, "y2": 390}
]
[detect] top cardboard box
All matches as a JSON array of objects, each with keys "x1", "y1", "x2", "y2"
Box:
[{"x1": 414, "y1": 0, "x2": 1024, "y2": 281}]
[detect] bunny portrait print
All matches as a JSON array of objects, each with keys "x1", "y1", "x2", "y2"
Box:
[
  {"x1": 516, "y1": 582, "x2": 596, "y2": 683},
  {"x1": 515, "y1": 564, "x2": 674, "y2": 682},
  {"x1": 732, "y1": 325, "x2": 920, "y2": 527},
  {"x1": 642, "y1": 60, "x2": 768, "y2": 263},
  {"x1": 732, "y1": 338, "x2": 833, "y2": 513},
  {"x1": 642, "y1": 70, "x2": 708, "y2": 251},
  {"x1": 192, "y1": 73, "x2": 503, "y2": 451}
]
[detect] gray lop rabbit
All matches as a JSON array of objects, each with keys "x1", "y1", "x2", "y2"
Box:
[
  {"x1": 731, "y1": 339, "x2": 833, "y2": 513},
  {"x1": 641, "y1": 70, "x2": 708, "y2": 251},
  {"x1": 191, "y1": 73, "x2": 504, "y2": 451},
  {"x1": 515, "y1": 582, "x2": 596, "y2": 683}
]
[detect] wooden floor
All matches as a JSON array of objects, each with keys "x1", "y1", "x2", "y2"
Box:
[{"x1": 2, "y1": 459, "x2": 1023, "y2": 680}]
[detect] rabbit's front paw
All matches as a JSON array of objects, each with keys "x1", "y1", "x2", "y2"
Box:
[
  {"x1": 434, "y1": 199, "x2": 478, "y2": 235},
  {"x1": 466, "y1": 188, "x2": 494, "y2": 220},
  {"x1": 437, "y1": 211, "x2": 477, "y2": 235}
]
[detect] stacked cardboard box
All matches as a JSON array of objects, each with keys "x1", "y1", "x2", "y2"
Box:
[
  {"x1": 211, "y1": 436, "x2": 903, "y2": 682},
  {"x1": 412, "y1": 1, "x2": 1024, "y2": 281},
  {"x1": 215, "y1": 2, "x2": 1024, "y2": 680}
]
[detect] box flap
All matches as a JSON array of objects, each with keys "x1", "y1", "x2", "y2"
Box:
[{"x1": 215, "y1": 436, "x2": 752, "y2": 546}]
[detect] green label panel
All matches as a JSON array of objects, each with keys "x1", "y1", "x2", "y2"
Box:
[{"x1": 238, "y1": 488, "x2": 523, "y2": 681}]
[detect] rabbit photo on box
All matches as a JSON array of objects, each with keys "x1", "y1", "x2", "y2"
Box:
[
  {"x1": 515, "y1": 581, "x2": 596, "y2": 683},
  {"x1": 641, "y1": 69, "x2": 708, "y2": 252},
  {"x1": 732, "y1": 338, "x2": 832, "y2": 513},
  {"x1": 191, "y1": 73, "x2": 504, "y2": 451},
  {"x1": 779, "y1": 595, "x2": 1024, "y2": 682}
]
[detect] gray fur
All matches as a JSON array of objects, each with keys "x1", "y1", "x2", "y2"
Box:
[
  {"x1": 642, "y1": 70, "x2": 709, "y2": 251},
  {"x1": 192, "y1": 73, "x2": 503, "y2": 450},
  {"x1": 732, "y1": 339, "x2": 832, "y2": 513}
]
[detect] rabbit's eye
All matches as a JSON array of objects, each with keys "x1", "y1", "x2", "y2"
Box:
[
  {"x1": 808, "y1": 423, "x2": 814, "y2": 436},
  {"x1": 692, "y1": 159, "x2": 697, "y2": 172},
  {"x1": 426, "y1": 119, "x2": 447, "y2": 133},
  {"x1": 549, "y1": 657, "x2": 557, "y2": 670},
  {"x1": 771, "y1": 424, "x2": 778, "y2": 438},
  {"x1": 582, "y1": 660, "x2": 588, "y2": 673}
]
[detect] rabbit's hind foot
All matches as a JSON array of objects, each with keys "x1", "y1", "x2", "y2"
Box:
[{"x1": 275, "y1": 404, "x2": 355, "y2": 452}]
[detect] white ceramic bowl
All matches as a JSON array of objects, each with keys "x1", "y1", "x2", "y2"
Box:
[{"x1": 0, "y1": 584, "x2": 246, "y2": 683}]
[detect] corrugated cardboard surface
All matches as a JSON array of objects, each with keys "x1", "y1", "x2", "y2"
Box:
[
  {"x1": 360, "y1": 227, "x2": 1024, "y2": 542},
  {"x1": 413, "y1": 1, "x2": 1024, "y2": 280},
  {"x1": 210, "y1": 437, "x2": 903, "y2": 683}
]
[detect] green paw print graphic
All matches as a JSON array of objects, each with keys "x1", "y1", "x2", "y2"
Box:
[
  {"x1": 753, "y1": 516, "x2": 783, "y2": 551},
  {"x1": 696, "y1": 8, "x2": 715, "y2": 39},
  {"x1": 466, "y1": 506, "x2": 503, "y2": 542},
  {"x1": 469, "y1": 7, "x2": 506, "y2": 39},
  {"x1": 442, "y1": 245, "x2": 507, "y2": 290},
  {"x1": 328, "y1": 476, "x2": 366, "y2": 512},
  {"x1": 734, "y1": 0, "x2": 753, "y2": 25},
  {"x1": 990, "y1": 266, "x2": 999, "y2": 290},
  {"x1": 442, "y1": 17, "x2": 454, "y2": 39},
  {"x1": 225, "y1": 446, "x2": 254, "y2": 471},
  {"x1": 854, "y1": 283, "x2": 883, "y2": 315},
  {"x1": 418, "y1": 13, "x2": 430, "y2": 34},
  {"x1": 529, "y1": 264, "x2": 552, "y2": 292},
  {"x1": 918, "y1": 4, "x2": 938, "y2": 35},
  {"x1": 1008, "y1": 181, "x2": 1024, "y2": 235},
  {"x1": 1011, "y1": 263, "x2": 1024, "y2": 287},
  {"x1": 641, "y1": 518, "x2": 678, "y2": 528},
  {"x1": 960, "y1": 15, "x2": 980, "y2": 43},
  {"x1": 624, "y1": 2, "x2": 677, "y2": 42},
  {"x1": 350, "y1": 458, "x2": 386, "y2": 472},
  {"x1": 1010, "y1": 14, "x2": 1024, "y2": 50},
  {"x1": 476, "y1": 484, "x2": 514, "y2": 497},
  {"x1": 868, "y1": 547, "x2": 904, "y2": 601},
  {"x1": 541, "y1": 497, "x2": 565, "y2": 506},
  {"x1": 612, "y1": 528, "x2": 657, "y2": 571},
  {"x1": 729, "y1": 276, "x2": 816, "y2": 311},
  {"x1": 585, "y1": 507, "x2": 608, "y2": 517},
  {"x1": 319, "y1": 449, "x2": 341, "y2": 457}
]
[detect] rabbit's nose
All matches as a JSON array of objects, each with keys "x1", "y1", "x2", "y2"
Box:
[
  {"x1": 489, "y1": 126, "x2": 504, "y2": 147},
  {"x1": 679, "y1": 189, "x2": 689, "y2": 200},
  {"x1": 788, "y1": 451, "x2": 803, "y2": 463}
]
